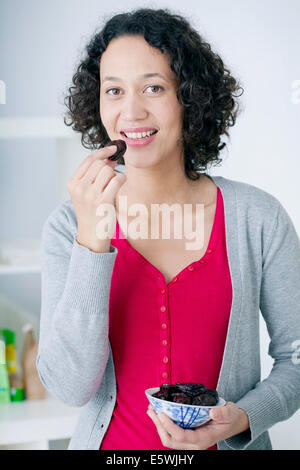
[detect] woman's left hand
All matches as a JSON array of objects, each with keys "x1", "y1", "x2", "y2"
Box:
[{"x1": 146, "y1": 401, "x2": 250, "y2": 450}]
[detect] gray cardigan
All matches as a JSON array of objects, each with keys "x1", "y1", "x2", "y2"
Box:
[{"x1": 37, "y1": 175, "x2": 300, "y2": 450}]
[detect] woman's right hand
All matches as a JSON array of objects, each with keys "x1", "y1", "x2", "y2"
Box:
[{"x1": 67, "y1": 145, "x2": 127, "y2": 253}]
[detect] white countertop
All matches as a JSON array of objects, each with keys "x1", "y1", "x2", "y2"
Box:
[{"x1": 0, "y1": 394, "x2": 81, "y2": 446}]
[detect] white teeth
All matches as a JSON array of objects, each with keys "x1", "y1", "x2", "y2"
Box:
[{"x1": 124, "y1": 130, "x2": 156, "y2": 139}]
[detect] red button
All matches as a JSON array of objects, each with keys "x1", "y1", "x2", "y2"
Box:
[
  {"x1": 207, "y1": 249, "x2": 213, "y2": 253},
  {"x1": 161, "y1": 289, "x2": 166, "y2": 294},
  {"x1": 200, "y1": 260, "x2": 206, "y2": 264},
  {"x1": 162, "y1": 372, "x2": 168, "y2": 379},
  {"x1": 163, "y1": 357, "x2": 169, "y2": 363},
  {"x1": 162, "y1": 340, "x2": 168, "y2": 346},
  {"x1": 161, "y1": 323, "x2": 167, "y2": 329},
  {"x1": 173, "y1": 277, "x2": 178, "y2": 282},
  {"x1": 160, "y1": 306, "x2": 166, "y2": 312},
  {"x1": 188, "y1": 266, "x2": 194, "y2": 271}
]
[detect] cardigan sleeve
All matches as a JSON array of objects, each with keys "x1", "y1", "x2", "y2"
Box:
[
  {"x1": 224, "y1": 201, "x2": 300, "y2": 450},
  {"x1": 36, "y1": 204, "x2": 118, "y2": 407}
]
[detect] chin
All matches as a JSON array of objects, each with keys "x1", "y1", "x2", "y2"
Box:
[{"x1": 124, "y1": 146, "x2": 164, "y2": 161}]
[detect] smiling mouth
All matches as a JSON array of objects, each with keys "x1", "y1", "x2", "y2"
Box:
[{"x1": 121, "y1": 130, "x2": 158, "y2": 139}]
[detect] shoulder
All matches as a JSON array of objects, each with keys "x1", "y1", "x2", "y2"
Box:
[
  {"x1": 212, "y1": 175, "x2": 283, "y2": 218},
  {"x1": 212, "y1": 176, "x2": 299, "y2": 249}
]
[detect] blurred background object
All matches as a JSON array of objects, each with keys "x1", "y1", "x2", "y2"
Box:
[
  {"x1": 21, "y1": 323, "x2": 47, "y2": 400},
  {"x1": 0, "y1": 294, "x2": 80, "y2": 450},
  {"x1": 0, "y1": 0, "x2": 299, "y2": 450}
]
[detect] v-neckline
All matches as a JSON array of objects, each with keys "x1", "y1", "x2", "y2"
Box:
[{"x1": 114, "y1": 186, "x2": 221, "y2": 287}]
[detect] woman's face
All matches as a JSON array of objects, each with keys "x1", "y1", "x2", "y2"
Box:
[{"x1": 99, "y1": 35, "x2": 184, "y2": 169}]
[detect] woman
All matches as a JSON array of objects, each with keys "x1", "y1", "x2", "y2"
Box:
[{"x1": 37, "y1": 8, "x2": 300, "y2": 450}]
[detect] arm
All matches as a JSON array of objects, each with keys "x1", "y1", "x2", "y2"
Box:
[
  {"x1": 225, "y1": 201, "x2": 300, "y2": 449},
  {"x1": 36, "y1": 205, "x2": 118, "y2": 407}
]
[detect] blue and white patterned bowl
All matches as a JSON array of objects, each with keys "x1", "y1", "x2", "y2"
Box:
[{"x1": 145, "y1": 387, "x2": 226, "y2": 429}]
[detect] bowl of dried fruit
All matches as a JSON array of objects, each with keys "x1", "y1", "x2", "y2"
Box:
[{"x1": 145, "y1": 382, "x2": 226, "y2": 429}]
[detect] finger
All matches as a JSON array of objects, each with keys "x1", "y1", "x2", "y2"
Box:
[
  {"x1": 147, "y1": 410, "x2": 200, "y2": 450},
  {"x1": 71, "y1": 145, "x2": 118, "y2": 181},
  {"x1": 78, "y1": 160, "x2": 111, "y2": 186},
  {"x1": 102, "y1": 173, "x2": 127, "y2": 201},
  {"x1": 81, "y1": 161, "x2": 115, "y2": 186},
  {"x1": 209, "y1": 402, "x2": 232, "y2": 424},
  {"x1": 156, "y1": 413, "x2": 185, "y2": 441},
  {"x1": 93, "y1": 164, "x2": 119, "y2": 190},
  {"x1": 157, "y1": 413, "x2": 199, "y2": 445},
  {"x1": 79, "y1": 160, "x2": 104, "y2": 185},
  {"x1": 147, "y1": 409, "x2": 172, "y2": 446}
]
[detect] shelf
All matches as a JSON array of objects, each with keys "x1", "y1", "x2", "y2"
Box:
[
  {"x1": 0, "y1": 116, "x2": 75, "y2": 139},
  {"x1": 0, "y1": 239, "x2": 41, "y2": 275},
  {"x1": 0, "y1": 264, "x2": 41, "y2": 275},
  {"x1": 0, "y1": 395, "x2": 81, "y2": 446}
]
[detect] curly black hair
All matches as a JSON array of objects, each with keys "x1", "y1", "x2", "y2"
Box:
[{"x1": 64, "y1": 7, "x2": 244, "y2": 180}]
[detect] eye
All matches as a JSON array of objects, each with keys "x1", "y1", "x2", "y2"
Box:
[
  {"x1": 146, "y1": 85, "x2": 164, "y2": 94},
  {"x1": 106, "y1": 88, "x2": 120, "y2": 96}
]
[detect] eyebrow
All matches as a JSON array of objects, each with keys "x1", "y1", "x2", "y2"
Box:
[{"x1": 102, "y1": 73, "x2": 168, "y2": 84}]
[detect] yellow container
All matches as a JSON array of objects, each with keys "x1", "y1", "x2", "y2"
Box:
[
  {"x1": 6, "y1": 343, "x2": 17, "y2": 373},
  {"x1": 0, "y1": 329, "x2": 17, "y2": 373}
]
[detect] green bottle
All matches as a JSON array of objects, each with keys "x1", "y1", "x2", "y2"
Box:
[{"x1": 0, "y1": 334, "x2": 11, "y2": 404}]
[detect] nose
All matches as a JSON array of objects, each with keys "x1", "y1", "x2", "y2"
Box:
[{"x1": 120, "y1": 91, "x2": 148, "y2": 121}]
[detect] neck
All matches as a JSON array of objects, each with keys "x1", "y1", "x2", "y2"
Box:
[{"x1": 116, "y1": 166, "x2": 208, "y2": 213}]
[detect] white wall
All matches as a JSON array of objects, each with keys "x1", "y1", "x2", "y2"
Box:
[{"x1": 0, "y1": 0, "x2": 299, "y2": 450}]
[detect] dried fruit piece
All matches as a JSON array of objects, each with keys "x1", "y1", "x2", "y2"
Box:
[
  {"x1": 205, "y1": 388, "x2": 219, "y2": 400},
  {"x1": 171, "y1": 393, "x2": 191, "y2": 404},
  {"x1": 175, "y1": 382, "x2": 207, "y2": 398},
  {"x1": 160, "y1": 384, "x2": 181, "y2": 399},
  {"x1": 104, "y1": 139, "x2": 127, "y2": 161},
  {"x1": 152, "y1": 391, "x2": 168, "y2": 400},
  {"x1": 192, "y1": 393, "x2": 217, "y2": 406}
]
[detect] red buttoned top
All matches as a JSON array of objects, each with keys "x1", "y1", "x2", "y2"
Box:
[{"x1": 100, "y1": 186, "x2": 232, "y2": 450}]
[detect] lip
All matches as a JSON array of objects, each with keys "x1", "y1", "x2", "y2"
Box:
[{"x1": 121, "y1": 130, "x2": 158, "y2": 147}]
